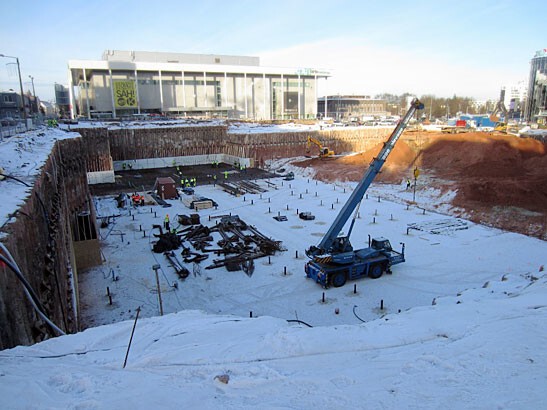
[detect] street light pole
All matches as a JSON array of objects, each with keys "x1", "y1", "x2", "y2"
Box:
[
  {"x1": 29, "y1": 75, "x2": 36, "y2": 114},
  {"x1": 0, "y1": 53, "x2": 28, "y2": 129}
]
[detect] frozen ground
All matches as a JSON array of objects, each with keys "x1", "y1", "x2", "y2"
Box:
[{"x1": 79, "y1": 166, "x2": 545, "y2": 331}]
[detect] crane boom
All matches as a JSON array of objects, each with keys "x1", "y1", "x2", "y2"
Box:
[{"x1": 307, "y1": 98, "x2": 424, "y2": 258}]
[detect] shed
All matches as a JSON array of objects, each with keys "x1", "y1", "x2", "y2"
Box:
[{"x1": 154, "y1": 177, "x2": 177, "y2": 199}]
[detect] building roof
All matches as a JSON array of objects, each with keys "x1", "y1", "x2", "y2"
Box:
[
  {"x1": 68, "y1": 51, "x2": 330, "y2": 84},
  {"x1": 155, "y1": 177, "x2": 176, "y2": 184}
]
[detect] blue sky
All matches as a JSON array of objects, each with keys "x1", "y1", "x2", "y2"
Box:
[{"x1": 1, "y1": 0, "x2": 545, "y2": 102}]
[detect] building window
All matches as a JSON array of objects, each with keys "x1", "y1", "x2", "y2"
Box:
[
  {"x1": 3, "y1": 95, "x2": 14, "y2": 103},
  {"x1": 216, "y1": 83, "x2": 222, "y2": 107}
]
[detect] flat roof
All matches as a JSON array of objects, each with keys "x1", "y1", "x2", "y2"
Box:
[{"x1": 67, "y1": 60, "x2": 331, "y2": 84}]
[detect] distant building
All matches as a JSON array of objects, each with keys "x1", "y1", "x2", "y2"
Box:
[
  {"x1": 503, "y1": 81, "x2": 527, "y2": 120},
  {"x1": 40, "y1": 100, "x2": 56, "y2": 117},
  {"x1": 55, "y1": 84, "x2": 71, "y2": 118},
  {"x1": 317, "y1": 96, "x2": 388, "y2": 121},
  {"x1": 525, "y1": 49, "x2": 547, "y2": 124},
  {"x1": 0, "y1": 91, "x2": 23, "y2": 119},
  {"x1": 67, "y1": 50, "x2": 330, "y2": 120}
]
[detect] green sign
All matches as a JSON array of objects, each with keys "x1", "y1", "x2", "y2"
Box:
[{"x1": 113, "y1": 81, "x2": 137, "y2": 108}]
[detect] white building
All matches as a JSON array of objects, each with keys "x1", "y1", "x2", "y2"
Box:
[{"x1": 68, "y1": 50, "x2": 330, "y2": 120}]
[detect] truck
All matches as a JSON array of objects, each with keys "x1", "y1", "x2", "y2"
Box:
[
  {"x1": 441, "y1": 120, "x2": 472, "y2": 134},
  {"x1": 305, "y1": 98, "x2": 425, "y2": 288}
]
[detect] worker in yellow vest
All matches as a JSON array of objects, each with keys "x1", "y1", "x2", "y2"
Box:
[{"x1": 164, "y1": 214, "x2": 170, "y2": 231}]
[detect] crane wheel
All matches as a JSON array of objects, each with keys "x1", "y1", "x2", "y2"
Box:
[
  {"x1": 330, "y1": 271, "x2": 347, "y2": 288},
  {"x1": 369, "y1": 264, "x2": 384, "y2": 279}
]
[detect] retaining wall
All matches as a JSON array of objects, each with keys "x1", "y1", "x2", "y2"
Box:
[{"x1": 0, "y1": 139, "x2": 93, "y2": 349}]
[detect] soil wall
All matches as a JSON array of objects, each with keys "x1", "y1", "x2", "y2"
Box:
[{"x1": 0, "y1": 138, "x2": 93, "y2": 349}]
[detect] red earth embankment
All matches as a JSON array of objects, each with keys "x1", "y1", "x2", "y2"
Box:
[{"x1": 293, "y1": 131, "x2": 547, "y2": 239}]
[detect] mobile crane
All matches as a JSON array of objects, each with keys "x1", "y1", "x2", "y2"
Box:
[
  {"x1": 306, "y1": 136, "x2": 334, "y2": 158},
  {"x1": 305, "y1": 98, "x2": 425, "y2": 288}
]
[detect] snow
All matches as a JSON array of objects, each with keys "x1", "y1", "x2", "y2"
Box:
[
  {"x1": 0, "y1": 125, "x2": 546, "y2": 409},
  {"x1": 0, "y1": 127, "x2": 81, "y2": 237}
]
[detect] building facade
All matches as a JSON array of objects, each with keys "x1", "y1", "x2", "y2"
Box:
[
  {"x1": 0, "y1": 91, "x2": 23, "y2": 120},
  {"x1": 525, "y1": 49, "x2": 547, "y2": 124},
  {"x1": 55, "y1": 83, "x2": 71, "y2": 118},
  {"x1": 68, "y1": 50, "x2": 330, "y2": 120},
  {"x1": 317, "y1": 95, "x2": 388, "y2": 121}
]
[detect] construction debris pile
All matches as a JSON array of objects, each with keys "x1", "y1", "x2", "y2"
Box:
[{"x1": 152, "y1": 215, "x2": 285, "y2": 277}]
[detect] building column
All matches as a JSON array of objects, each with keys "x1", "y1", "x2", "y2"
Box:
[
  {"x1": 134, "y1": 69, "x2": 141, "y2": 114},
  {"x1": 281, "y1": 74, "x2": 284, "y2": 120},
  {"x1": 83, "y1": 68, "x2": 90, "y2": 119},
  {"x1": 224, "y1": 72, "x2": 228, "y2": 116},
  {"x1": 298, "y1": 74, "x2": 301, "y2": 119},
  {"x1": 263, "y1": 73, "x2": 266, "y2": 120},
  {"x1": 203, "y1": 71, "x2": 207, "y2": 113},
  {"x1": 244, "y1": 72, "x2": 248, "y2": 118},
  {"x1": 158, "y1": 70, "x2": 164, "y2": 114},
  {"x1": 67, "y1": 68, "x2": 75, "y2": 119},
  {"x1": 314, "y1": 74, "x2": 317, "y2": 119},
  {"x1": 324, "y1": 78, "x2": 328, "y2": 118},
  {"x1": 108, "y1": 68, "x2": 116, "y2": 118},
  {"x1": 181, "y1": 70, "x2": 186, "y2": 110}
]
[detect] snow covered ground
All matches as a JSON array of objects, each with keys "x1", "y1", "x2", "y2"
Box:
[
  {"x1": 1, "y1": 126, "x2": 546, "y2": 409},
  {"x1": 0, "y1": 127, "x2": 80, "y2": 237},
  {"x1": 80, "y1": 170, "x2": 545, "y2": 332}
]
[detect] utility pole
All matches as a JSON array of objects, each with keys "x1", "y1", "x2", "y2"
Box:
[
  {"x1": 29, "y1": 75, "x2": 36, "y2": 115},
  {"x1": 0, "y1": 54, "x2": 28, "y2": 129}
]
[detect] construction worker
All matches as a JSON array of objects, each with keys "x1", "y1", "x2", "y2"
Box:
[
  {"x1": 406, "y1": 179, "x2": 411, "y2": 190},
  {"x1": 164, "y1": 214, "x2": 170, "y2": 231},
  {"x1": 224, "y1": 170, "x2": 228, "y2": 179},
  {"x1": 184, "y1": 178, "x2": 189, "y2": 187}
]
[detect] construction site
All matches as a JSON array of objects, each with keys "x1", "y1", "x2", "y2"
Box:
[{"x1": 0, "y1": 110, "x2": 546, "y2": 348}]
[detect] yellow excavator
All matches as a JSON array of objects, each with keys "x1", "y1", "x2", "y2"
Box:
[
  {"x1": 490, "y1": 88, "x2": 508, "y2": 133},
  {"x1": 306, "y1": 136, "x2": 334, "y2": 158}
]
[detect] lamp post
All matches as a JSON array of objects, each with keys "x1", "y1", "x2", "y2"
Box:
[
  {"x1": 0, "y1": 53, "x2": 28, "y2": 129},
  {"x1": 28, "y1": 75, "x2": 36, "y2": 115}
]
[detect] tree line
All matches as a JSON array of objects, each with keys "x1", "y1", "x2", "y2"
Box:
[{"x1": 376, "y1": 93, "x2": 501, "y2": 119}]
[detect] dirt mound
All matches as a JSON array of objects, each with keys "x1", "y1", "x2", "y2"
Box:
[
  {"x1": 293, "y1": 131, "x2": 547, "y2": 239},
  {"x1": 294, "y1": 140, "x2": 417, "y2": 184},
  {"x1": 420, "y1": 133, "x2": 547, "y2": 214}
]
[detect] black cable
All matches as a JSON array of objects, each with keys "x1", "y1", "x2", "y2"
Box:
[
  {"x1": 352, "y1": 305, "x2": 366, "y2": 323},
  {"x1": 0, "y1": 172, "x2": 32, "y2": 187},
  {"x1": 286, "y1": 319, "x2": 313, "y2": 328},
  {"x1": 0, "y1": 172, "x2": 49, "y2": 222},
  {"x1": 0, "y1": 252, "x2": 65, "y2": 336},
  {"x1": 0, "y1": 254, "x2": 45, "y2": 312}
]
